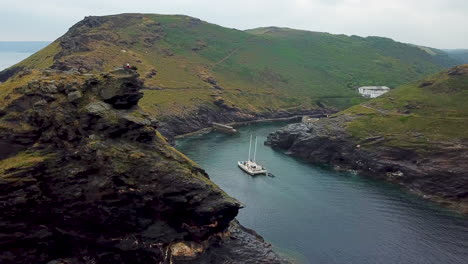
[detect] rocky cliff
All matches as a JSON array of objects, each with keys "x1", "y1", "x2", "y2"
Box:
[
  {"x1": 266, "y1": 65, "x2": 468, "y2": 213},
  {"x1": 0, "y1": 68, "x2": 289, "y2": 263}
]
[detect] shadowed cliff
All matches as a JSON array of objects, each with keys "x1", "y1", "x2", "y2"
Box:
[{"x1": 0, "y1": 68, "x2": 288, "y2": 263}]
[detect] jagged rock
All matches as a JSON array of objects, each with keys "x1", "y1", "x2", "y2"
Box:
[
  {"x1": 447, "y1": 65, "x2": 468, "y2": 76},
  {"x1": 213, "y1": 97, "x2": 239, "y2": 112},
  {"x1": 419, "y1": 81, "x2": 434, "y2": 87},
  {"x1": 85, "y1": 101, "x2": 112, "y2": 115},
  {"x1": 67, "y1": 90, "x2": 82, "y2": 102},
  {"x1": 170, "y1": 242, "x2": 205, "y2": 260},
  {"x1": 191, "y1": 40, "x2": 207, "y2": 52},
  {"x1": 53, "y1": 55, "x2": 105, "y2": 72},
  {"x1": 266, "y1": 115, "x2": 468, "y2": 213},
  {"x1": 145, "y1": 69, "x2": 157, "y2": 79},
  {"x1": 161, "y1": 48, "x2": 174, "y2": 57},
  {"x1": 95, "y1": 73, "x2": 143, "y2": 109},
  {"x1": 0, "y1": 66, "x2": 25, "y2": 82},
  {"x1": 0, "y1": 69, "x2": 289, "y2": 264},
  {"x1": 41, "y1": 83, "x2": 58, "y2": 93},
  {"x1": 204, "y1": 76, "x2": 217, "y2": 85},
  {"x1": 33, "y1": 99, "x2": 48, "y2": 107},
  {"x1": 60, "y1": 82, "x2": 79, "y2": 93}
]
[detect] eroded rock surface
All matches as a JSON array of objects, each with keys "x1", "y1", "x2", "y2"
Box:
[
  {"x1": 266, "y1": 115, "x2": 468, "y2": 213},
  {"x1": 0, "y1": 69, "x2": 289, "y2": 263}
]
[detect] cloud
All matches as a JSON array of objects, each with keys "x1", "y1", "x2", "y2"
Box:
[{"x1": 0, "y1": 0, "x2": 466, "y2": 48}]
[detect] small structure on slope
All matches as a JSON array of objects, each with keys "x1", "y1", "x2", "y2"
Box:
[
  {"x1": 358, "y1": 86, "x2": 390, "y2": 98},
  {"x1": 302, "y1": 116, "x2": 319, "y2": 124},
  {"x1": 212, "y1": 122, "x2": 238, "y2": 134}
]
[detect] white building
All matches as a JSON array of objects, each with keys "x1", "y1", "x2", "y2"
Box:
[{"x1": 358, "y1": 86, "x2": 390, "y2": 98}]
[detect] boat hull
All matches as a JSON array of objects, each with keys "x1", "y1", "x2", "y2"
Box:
[{"x1": 238, "y1": 161, "x2": 267, "y2": 175}]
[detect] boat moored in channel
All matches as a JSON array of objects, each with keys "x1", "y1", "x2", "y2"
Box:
[{"x1": 238, "y1": 135, "x2": 267, "y2": 175}]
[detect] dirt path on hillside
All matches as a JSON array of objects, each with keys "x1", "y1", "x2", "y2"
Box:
[
  {"x1": 211, "y1": 36, "x2": 256, "y2": 67},
  {"x1": 361, "y1": 104, "x2": 468, "y2": 120}
]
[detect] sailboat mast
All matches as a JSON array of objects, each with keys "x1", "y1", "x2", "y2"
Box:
[
  {"x1": 248, "y1": 134, "x2": 252, "y2": 161},
  {"x1": 253, "y1": 136, "x2": 257, "y2": 162}
]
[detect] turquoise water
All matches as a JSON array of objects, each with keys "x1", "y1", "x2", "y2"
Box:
[{"x1": 176, "y1": 122, "x2": 468, "y2": 264}]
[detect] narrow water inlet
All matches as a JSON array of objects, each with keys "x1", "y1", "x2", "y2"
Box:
[{"x1": 176, "y1": 121, "x2": 468, "y2": 264}]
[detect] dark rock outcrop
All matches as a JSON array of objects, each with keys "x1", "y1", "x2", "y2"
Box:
[
  {"x1": 266, "y1": 116, "x2": 468, "y2": 213},
  {"x1": 0, "y1": 69, "x2": 290, "y2": 263},
  {"x1": 0, "y1": 66, "x2": 25, "y2": 83},
  {"x1": 158, "y1": 106, "x2": 334, "y2": 140},
  {"x1": 51, "y1": 14, "x2": 165, "y2": 72}
]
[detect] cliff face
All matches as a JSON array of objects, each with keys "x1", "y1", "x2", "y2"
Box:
[
  {"x1": 0, "y1": 68, "x2": 287, "y2": 263},
  {"x1": 266, "y1": 65, "x2": 468, "y2": 213}
]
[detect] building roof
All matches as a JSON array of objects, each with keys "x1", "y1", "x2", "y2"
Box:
[{"x1": 358, "y1": 86, "x2": 390, "y2": 91}]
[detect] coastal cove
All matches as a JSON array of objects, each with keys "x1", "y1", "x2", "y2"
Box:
[
  {"x1": 176, "y1": 121, "x2": 468, "y2": 264},
  {"x1": 0, "y1": 8, "x2": 467, "y2": 264}
]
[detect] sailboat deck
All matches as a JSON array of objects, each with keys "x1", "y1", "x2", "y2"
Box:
[{"x1": 238, "y1": 135, "x2": 267, "y2": 175}]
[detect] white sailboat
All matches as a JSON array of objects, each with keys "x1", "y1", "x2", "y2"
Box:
[{"x1": 238, "y1": 134, "x2": 267, "y2": 175}]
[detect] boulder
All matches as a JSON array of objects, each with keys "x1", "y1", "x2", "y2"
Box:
[{"x1": 67, "y1": 90, "x2": 82, "y2": 102}]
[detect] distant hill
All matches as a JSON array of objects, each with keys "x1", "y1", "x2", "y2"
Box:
[
  {"x1": 0, "y1": 14, "x2": 459, "y2": 118},
  {"x1": 444, "y1": 49, "x2": 468, "y2": 64}
]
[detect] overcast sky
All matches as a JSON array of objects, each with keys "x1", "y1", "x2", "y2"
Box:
[{"x1": 1, "y1": 0, "x2": 467, "y2": 49}]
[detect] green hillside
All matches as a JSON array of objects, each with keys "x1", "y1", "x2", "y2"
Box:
[
  {"x1": 444, "y1": 49, "x2": 468, "y2": 64},
  {"x1": 342, "y1": 64, "x2": 468, "y2": 148},
  {"x1": 0, "y1": 14, "x2": 458, "y2": 118}
]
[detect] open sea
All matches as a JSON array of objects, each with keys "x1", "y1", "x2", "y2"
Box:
[{"x1": 0, "y1": 41, "x2": 49, "y2": 71}]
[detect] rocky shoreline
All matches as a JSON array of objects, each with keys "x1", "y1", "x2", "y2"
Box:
[
  {"x1": 173, "y1": 115, "x2": 319, "y2": 140},
  {"x1": 265, "y1": 116, "x2": 468, "y2": 214},
  {"x1": 158, "y1": 106, "x2": 334, "y2": 141}
]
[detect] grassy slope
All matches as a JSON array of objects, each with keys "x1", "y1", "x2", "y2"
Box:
[
  {"x1": 5, "y1": 14, "x2": 458, "y2": 118},
  {"x1": 341, "y1": 65, "x2": 468, "y2": 150}
]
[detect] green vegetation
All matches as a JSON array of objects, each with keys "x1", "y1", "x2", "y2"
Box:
[
  {"x1": 343, "y1": 65, "x2": 468, "y2": 149},
  {"x1": 0, "y1": 151, "x2": 49, "y2": 175},
  {"x1": 0, "y1": 72, "x2": 35, "y2": 103},
  {"x1": 14, "y1": 41, "x2": 61, "y2": 69},
  {"x1": 444, "y1": 49, "x2": 468, "y2": 64},
  {"x1": 2, "y1": 14, "x2": 459, "y2": 118}
]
